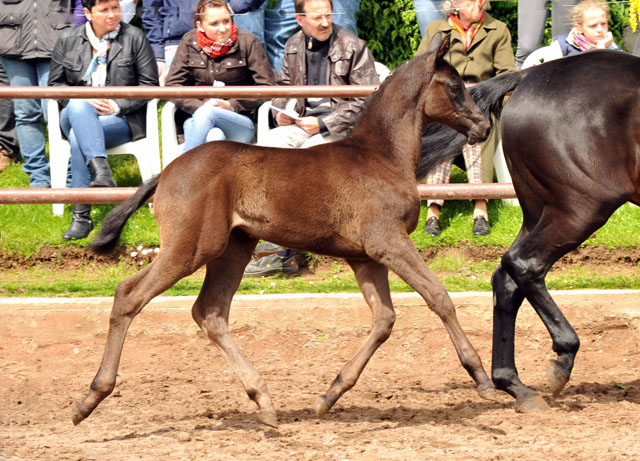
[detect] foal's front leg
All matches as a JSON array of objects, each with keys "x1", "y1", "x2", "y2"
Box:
[
  {"x1": 316, "y1": 259, "x2": 396, "y2": 416},
  {"x1": 370, "y1": 232, "x2": 497, "y2": 401}
]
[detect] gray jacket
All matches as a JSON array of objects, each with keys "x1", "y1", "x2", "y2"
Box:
[
  {"x1": 0, "y1": 0, "x2": 75, "y2": 59},
  {"x1": 274, "y1": 25, "x2": 379, "y2": 137}
]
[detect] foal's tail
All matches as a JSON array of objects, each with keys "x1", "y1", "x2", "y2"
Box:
[
  {"x1": 416, "y1": 69, "x2": 529, "y2": 180},
  {"x1": 89, "y1": 175, "x2": 160, "y2": 255}
]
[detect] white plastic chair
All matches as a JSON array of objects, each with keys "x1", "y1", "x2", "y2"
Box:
[
  {"x1": 493, "y1": 140, "x2": 519, "y2": 206},
  {"x1": 48, "y1": 98, "x2": 161, "y2": 216},
  {"x1": 256, "y1": 62, "x2": 392, "y2": 146},
  {"x1": 160, "y1": 101, "x2": 185, "y2": 169}
]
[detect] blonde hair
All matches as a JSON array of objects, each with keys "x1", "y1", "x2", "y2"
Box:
[{"x1": 569, "y1": 0, "x2": 610, "y2": 27}]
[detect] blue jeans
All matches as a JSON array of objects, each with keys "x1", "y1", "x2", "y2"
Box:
[
  {"x1": 332, "y1": 0, "x2": 360, "y2": 35},
  {"x1": 183, "y1": 104, "x2": 255, "y2": 151},
  {"x1": 0, "y1": 57, "x2": 51, "y2": 187},
  {"x1": 413, "y1": 0, "x2": 443, "y2": 38},
  {"x1": 60, "y1": 100, "x2": 132, "y2": 188}
]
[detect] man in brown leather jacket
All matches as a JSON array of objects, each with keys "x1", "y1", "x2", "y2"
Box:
[
  {"x1": 244, "y1": 0, "x2": 378, "y2": 277},
  {"x1": 259, "y1": 0, "x2": 378, "y2": 149}
]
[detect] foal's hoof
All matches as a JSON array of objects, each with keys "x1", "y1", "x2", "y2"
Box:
[
  {"x1": 546, "y1": 359, "x2": 570, "y2": 398},
  {"x1": 315, "y1": 396, "x2": 331, "y2": 418},
  {"x1": 514, "y1": 394, "x2": 550, "y2": 413},
  {"x1": 71, "y1": 402, "x2": 89, "y2": 426},
  {"x1": 477, "y1": 385, "x2": 500, "y2": 402},
  {"x1": 258, "y1": 410, "x2": 279, "y2": 428}
]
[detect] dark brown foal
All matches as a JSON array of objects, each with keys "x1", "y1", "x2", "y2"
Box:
[{"x1": 72, "y1": 33, "x2": 494, "y2": 428}]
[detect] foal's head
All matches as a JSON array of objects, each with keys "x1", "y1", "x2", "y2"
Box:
[{"x1": 420, "y1": 33, "x2": 490, "y2": 145}]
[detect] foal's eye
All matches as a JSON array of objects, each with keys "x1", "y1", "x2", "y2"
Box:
[{"x1": 449, "y1": 84, "x2": 461, "y2": 94}]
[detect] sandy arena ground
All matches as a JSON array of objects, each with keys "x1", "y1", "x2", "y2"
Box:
[{"x1": 1, "y1": 291, "x2": 639, "y2": 460}]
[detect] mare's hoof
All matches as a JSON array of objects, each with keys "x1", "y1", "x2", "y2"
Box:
[
  {"x1": 71, "y1": 402, "x2": 89, "y2": 426},
  {"x1": 258, "y1": 410, "x2": 279, "y2": 428},
  {"x1": 315, "y1": 396, "x2": 331, "y2": 418},
  {"x1": 514, "y1": 394, "x2": 550, "y2": 413},
  {"x1": 477, "y1": 385, "x2": 500, "y2": 402},
  {"x1": 546, "y1": 359, "x2": 570, "y2": 398}
]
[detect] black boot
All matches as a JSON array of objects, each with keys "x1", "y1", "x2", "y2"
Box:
[
  {"x1": 88, "y1": 157, "x2": 116, "y2": 187},
  {"x1": 63, "y1": 204, "x2": 93, "y2": 241}
]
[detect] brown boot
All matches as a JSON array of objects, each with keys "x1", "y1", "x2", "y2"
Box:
[{"x1": 0, "y1": 147, "x2": 13, "y2": 172}]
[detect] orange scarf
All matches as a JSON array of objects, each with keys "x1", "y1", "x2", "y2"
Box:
[
  {"x1": 197, "y1": 23, "x2": 237, "y2": 59},
  {"x1": 449, "y1": 6, "x2": 484, "y2": 50}
]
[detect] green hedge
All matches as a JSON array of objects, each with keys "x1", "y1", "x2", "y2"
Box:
[{"x1": 357, "y1": 0, "x2": 632, "y2": 69}]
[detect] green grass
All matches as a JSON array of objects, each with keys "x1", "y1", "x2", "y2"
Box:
[{"x1": 2, "y1": 162, "x2": 640, "y2": 297}]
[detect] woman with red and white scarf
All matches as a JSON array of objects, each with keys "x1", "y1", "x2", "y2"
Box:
[
  {"x1": 165, "y1": 0, "x2": 275, "y2": 152},
  {"x1": 415, "y1": 0, "x2": 517, "y2": 238},
  {"x1": 523, "y1": 0, "x2": 619, "y2": 69}
]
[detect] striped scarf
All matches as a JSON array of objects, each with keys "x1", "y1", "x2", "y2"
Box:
[
  {"x1": 82, "y1": 22, "x2": 120, "y2": 86},
  {"x1": 449, "y1": 6, "x2": 485, "y2": 50},
  {"x1": 565, "y1": 27, "x2": 597, "y2": 52},
  {"x1": 197, "y1": 23, "x2": 238, "y2": 59}
]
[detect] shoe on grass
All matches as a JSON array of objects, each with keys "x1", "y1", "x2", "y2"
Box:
[
  {"x1": 472, "y1": 216, "x2": 490, "y2": 237},
  {"x1": 243, "y1": 252, "x2": 299, "y2": 277},
  {"x1": 425, "y1": 216, "x2": 441, "y2": 237},
  {"x1": 255, "y1": 241, "x2": 286, "y2": 257}
]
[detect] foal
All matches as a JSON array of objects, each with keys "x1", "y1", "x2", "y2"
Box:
[{"x1": 72, "y1": 33, "x2": 495, "y2": 428}]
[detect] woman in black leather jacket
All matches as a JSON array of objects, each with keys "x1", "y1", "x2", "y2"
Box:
[{"x1": 48, "y1": 0, "x2": 158, "y2": 241}]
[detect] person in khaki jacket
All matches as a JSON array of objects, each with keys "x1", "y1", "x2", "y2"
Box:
[
  {"x1": 165, "y1": 0, "x2": 275, "y2": 151},
  {"x1": 416, "y1": 0, "x2": 516, "y2": 238}
]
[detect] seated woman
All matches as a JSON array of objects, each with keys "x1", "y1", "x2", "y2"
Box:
[
  {"x1": 522, "y1": 0, "x2": 620, "y2": 68},
  {"x1": 164, "y1": 0, "x2": 275, "y2": 151},
  {"x1": 49, "y1": 0, "x2": 159, "y2": 240},
  {"x1": 416, "y1": 0, "x2": 517, "y2": 237}
]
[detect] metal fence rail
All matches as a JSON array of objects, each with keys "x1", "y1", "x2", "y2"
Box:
[
  {"x1": 0, "y1": 184, "x2": 516, "y2": 205},
  {"x1": 0, "y1": 86, "x2": 517, "y2": 205}
]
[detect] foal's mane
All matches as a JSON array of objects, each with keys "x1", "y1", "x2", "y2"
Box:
[{"x1": 350, "y1": 52, "x2": 434, "y2": 139}]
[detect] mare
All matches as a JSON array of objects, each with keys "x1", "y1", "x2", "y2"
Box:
[
  {"x1": 71, "y1": 33, "x2": 495, "y2": 428},
  {"x1": 420, "y1": 49, "x2": 640, "y2": 412}
]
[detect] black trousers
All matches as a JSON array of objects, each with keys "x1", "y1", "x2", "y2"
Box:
[{"x1": 0, "y1": 61, "x2": 18, "y2": 156}]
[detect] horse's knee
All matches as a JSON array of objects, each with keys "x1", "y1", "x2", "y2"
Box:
[
  {"x1": 201, "y1": 315, "x2": 228, "y2": 344},
  {"x1": 373, "y1": 311, "x2": 396, "y2": 344},
  {"x1": 501, "y1": 251, "x2": 545, "y2": 285}
]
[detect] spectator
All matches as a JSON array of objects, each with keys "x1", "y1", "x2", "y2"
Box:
[
  {"x1": 522, "y1": 0, "x2": 620, "y2": 68},
  {"x1": 49, "y1": 0, "x2": 159, "y2": 240},
  {"x1": 416, "y1": 0, "x2": 516, "y2": 238},
  {"x1": 0, "y1": 0, "x2": 75, "y2": 188},
  {"x1": 243, "y1": 0, "x2": 379, "y2": 277},
  {"x1": 232, "y1": 0, "x2": 360, "y2": 75},
  {"x1": 515, "y1": 0, "x2": 580, "y2": 68},
  {"x1": 414, "y1": 0, "x2": 444, "y2": 38},
  {"x1": 164, "y1": 0, "x2": 275, "y2": 150},
  {"x1": 0, "y1": 62, "x2": 18, "y2": 172}
]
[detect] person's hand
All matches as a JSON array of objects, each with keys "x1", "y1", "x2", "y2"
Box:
[
  {"x1": 86, "y1": 99, "x2": 115, "y2": 116},
  {"x1": 209, "y1": 99, "x2": 232, "y2": 111},
  {"x1": 295, "y1": 116, "x2": 320, "y2": 135},
  {"x1": 275, "y1": 111, "x2": 296, "y2": 126},
  {"x1": 157, "y1": 61, "x2": 167, "y2": 86},
  {"x1": 596, "y1": 32, "x2": 614, "y2": 49}
]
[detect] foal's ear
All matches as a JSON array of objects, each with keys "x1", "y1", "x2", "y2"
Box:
[{"x1": 427, "y1": 32, "x2": 451, "y2": 63}]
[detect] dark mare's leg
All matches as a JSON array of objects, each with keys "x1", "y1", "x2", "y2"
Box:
[
  {"x1": 370, "y1": 231, "x2": 497, "y2": 400},
  {"x1": 493, "y1": 201, "x2": 621, "y2": 410},
  {"x1": 316, "y1": 259, "x2": 396, "y2": 416},
  {"x1": 189, "y1": 231, "x2": 280, "y2": 427}
]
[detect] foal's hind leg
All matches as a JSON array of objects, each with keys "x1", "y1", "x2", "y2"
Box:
[
  {"x1": 316, "y1": 259, "x2": 396, "y2": 417},
  {"x1": 370, "y1": 232, "x2": 496, "y2": 401},
  {"x1": 190, "y1": 232, "x2": 279, "y2": 427},
  {"x1": 72, "y1": 250, "x2": 204, "y2": 425}
]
